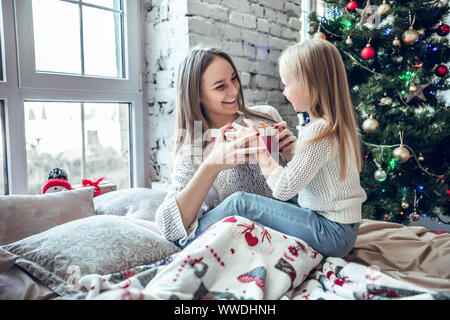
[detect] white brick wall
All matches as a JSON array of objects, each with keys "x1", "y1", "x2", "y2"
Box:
[{"x1": 144, "y1": 0, "x2": 302, "y2": 182}]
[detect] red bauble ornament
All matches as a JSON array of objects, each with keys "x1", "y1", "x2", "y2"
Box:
[
  {"x1": 437, "y1": 24, "x2": 450, "y2": 36},
  {"x1": 435, "y1": 65, "x2": 448, "y2": 77},
  {"x1": 346, "y1": 1, "x2": 358, "y2": 11},
  {"x1": 361, "y1": 44, "x2": 375, "y2": 59}
]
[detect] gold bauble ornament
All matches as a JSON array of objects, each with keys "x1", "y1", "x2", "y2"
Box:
[
  {"x1": 345, "y1": 36, "x2": 353, "y2": 46},
  {"x1": 402, "y1": 202, "x2": 409, "y2": 209},
  {"x1": 313, "y1": 31, "x2": 326, "y2": 40},
  {"x1": 402, "y1": 27, "x2": 419, "y2": 45},
  {"x1": 392, "y1": 145, "x2": 410, "y2": 163},
  {"x1": 392, "y1": 36, "x2": 401, "y2": 47},
  {"x1": 380, "y1": 96, "x2": 393, "y2": 106},
  {"x1": 377, "y1": 2, "x2": 391, "y2": 16},
  {"x1": 362, "y1": 116, "x2": 379, "y2": 133}
]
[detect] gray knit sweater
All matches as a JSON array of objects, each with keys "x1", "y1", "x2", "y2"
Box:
[{"x1": 155, "y1": 105, "x2": 288, "y2": 244}]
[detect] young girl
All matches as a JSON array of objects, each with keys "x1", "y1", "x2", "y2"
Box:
[
  {"x1": 155, "y1": 47, "x2": 298, "y2": 248},
  {"x1": 193, "y1": 39, "x2": 367, "y2": 258}
]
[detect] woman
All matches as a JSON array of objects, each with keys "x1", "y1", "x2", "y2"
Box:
[{"x1": 155, "y1": 47, "x2": 298, "y2": 247}]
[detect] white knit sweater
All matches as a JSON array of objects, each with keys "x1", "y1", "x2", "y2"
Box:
[
  {"x1": 155, "y1": 105, "x2": 289, "y2": 244},
  {"x1": 266, "y1": 118, "x2": 367, "y2": 224}
]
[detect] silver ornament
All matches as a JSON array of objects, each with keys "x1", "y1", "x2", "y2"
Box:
[{"x1": 374, "y1": 168, "x2": 387, "y2": 182}]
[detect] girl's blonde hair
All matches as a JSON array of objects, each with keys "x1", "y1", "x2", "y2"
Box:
[
  {"x1": 279, "y1": 39, "x2": 362, "y2": 181},
  {"x1": 173, "y1": 47, "x2": 276, "y2": 156}
]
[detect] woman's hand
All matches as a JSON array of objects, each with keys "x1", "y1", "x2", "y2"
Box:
[
  {"x1": 237, "y1": 118, "x2": 281, "y2": 178},
  {"x1": 274, "y1": 121, "x2": 297, "y2": 162},
  {"x1": 204, "y1": 122, "x2": 266, "y2": 172}
]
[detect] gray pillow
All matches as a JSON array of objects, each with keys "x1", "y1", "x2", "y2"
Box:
[
  {"x1": 94, "y1": 188, "x2": 167, "y2": 221},
  {"x1": 0, "y1": 215, "x2": 180, "y2": 299}
]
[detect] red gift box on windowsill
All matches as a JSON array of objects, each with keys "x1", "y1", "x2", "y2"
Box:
[{"x1": 73, "y1": 178, "x2": 117, "y2": 197}]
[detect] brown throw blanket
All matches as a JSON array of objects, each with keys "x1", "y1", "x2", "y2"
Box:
[{"x1": 345, "y1": 219, "x2": 450, "y2": 294}]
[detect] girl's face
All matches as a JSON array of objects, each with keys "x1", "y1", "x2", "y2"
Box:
[
  {"x1": 280, "y1": 71, "x2": 310, "y2": 113},
  {"x1": 200, "y1": 57, "x2": 240, "y2": 124}
]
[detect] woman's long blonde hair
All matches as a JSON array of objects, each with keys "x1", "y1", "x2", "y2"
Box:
[
  {"x1": 279, "y1": 39, "x2": 362, "y2": 181},
  {"x1": 173, "y1": 47, "x2": 276, "y2": 156}
]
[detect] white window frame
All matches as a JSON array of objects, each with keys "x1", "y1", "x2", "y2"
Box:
[{"x1": 0, "y1": 0, "x2": 146, "y2": 194}]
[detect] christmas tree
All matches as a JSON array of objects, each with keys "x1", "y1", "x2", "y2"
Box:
[{"x1": 308, "y1": 0, "x2": 449, "y2": 225}]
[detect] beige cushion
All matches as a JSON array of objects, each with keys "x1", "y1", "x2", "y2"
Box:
[
  {"x1": 93, "y1": 187, "x2": 167, "y2": 221},
  {"x1": 0, "y1": 188, "x2": 94, "y2": 245},
  {"x1": 0, "y1": 215, "x2": 181, "y2": 299}
]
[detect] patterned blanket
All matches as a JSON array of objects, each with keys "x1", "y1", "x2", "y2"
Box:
[
  {"x1": 80, "y1": 215, "x2": 321, "y2": 299},
  {"x1": 79, "y1": 216, "x2": 449, "y2": 300}
]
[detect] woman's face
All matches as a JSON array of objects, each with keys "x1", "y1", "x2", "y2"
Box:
[
  {"x1": 200, "y1": 57, "x2": 240, "y2": 123},
  {"x1": 280, "y1": 69, "x2": 310, "y2": 113}
]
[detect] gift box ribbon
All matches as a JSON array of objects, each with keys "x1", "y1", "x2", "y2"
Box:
[{"x1": 82, "y1": 177, "x2": 106, "y2": 197}]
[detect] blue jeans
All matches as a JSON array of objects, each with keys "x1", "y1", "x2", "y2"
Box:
[{"x1": 175, "y1": 191, "x2": 359, "y2": 258}]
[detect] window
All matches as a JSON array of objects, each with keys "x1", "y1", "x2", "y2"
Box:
[
  {"x1": 0, "y1": 0, "x2": 145, "y2": 195},
  {"x1": 301, "y1": 0, "x2": 325, "y2": 42},
  {"x1": 0, "y1": 100, "x2": 7, "y2": 194},
  {"x1": 25, "y1": 101, "x2": 130, "y2": 194},
  {"x1": 32, "y1": 0, "x2": 124, "y2": 78}
]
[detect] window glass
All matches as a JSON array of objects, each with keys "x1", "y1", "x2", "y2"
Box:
[
  {"x1": 83, "y1": 103, "x2": 130, "y2": 189},
  {"x1": 32, "y1": 0, "x2": 82, "y2": 75},
  {"x1": 25, "y1": 101, "x2": 130, "y2": 194},
  {"x1": 31, "y1": 0, "x2": 124, "y2": 78},
  {"x1": 0, "y1": 100, "x2": 6, "y2": 194},
  {"x1": 83, "y1": 6, "x2": 123, "y2": 78}
]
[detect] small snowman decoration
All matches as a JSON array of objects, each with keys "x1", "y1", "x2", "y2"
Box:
[{"x1": 42, "y1": 168, "x2": 72, "y2": 194}]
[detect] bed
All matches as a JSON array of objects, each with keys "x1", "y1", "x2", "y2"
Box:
[{"x1": 1, "y1": 187, "x2": 449, "y2": 300}]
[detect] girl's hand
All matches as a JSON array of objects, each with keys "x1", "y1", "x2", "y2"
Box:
[
  {"x1": 204, "y1": 122, "x2": 266, "y2": 172},
  {"x1": 274, "y1": 121, "x2": 297, "y2": 162},
  {"x1": 241, "y1": 118, "x2": 280, "y2": 176}
]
